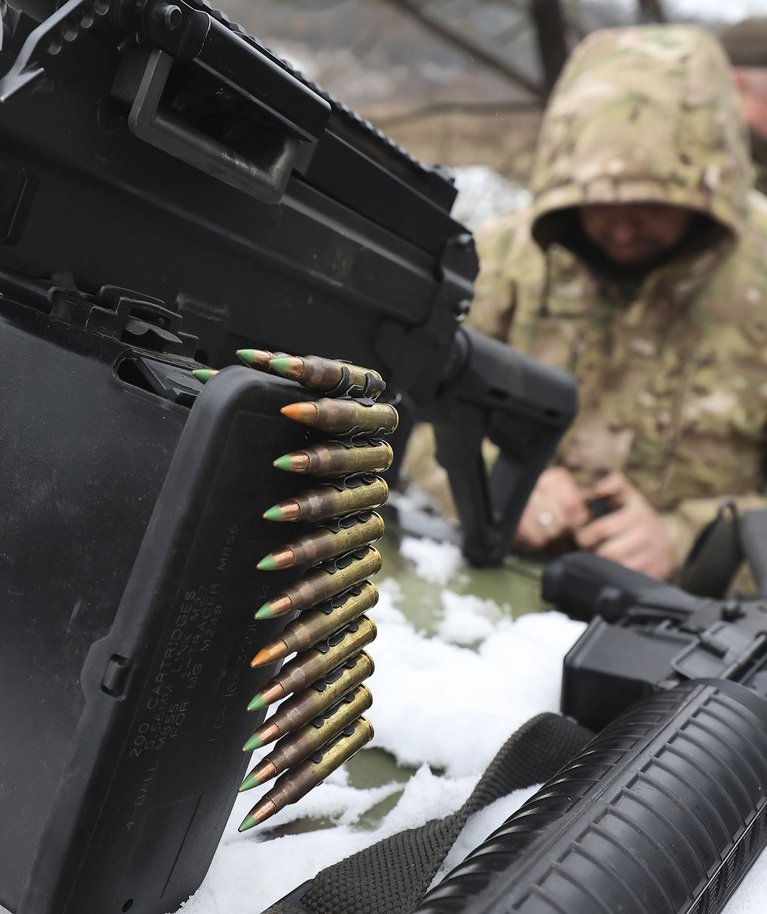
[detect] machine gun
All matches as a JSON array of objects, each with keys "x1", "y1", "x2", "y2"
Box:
[
  {"x1": 0, "y1": 0, "x2": 576, "y2": 568},
  {"x1": 414, "y1": 552, "x2": 767, "y2": 913},
  {"x1": 0, "y1": 3, "x2": 576, "y2": 914}
]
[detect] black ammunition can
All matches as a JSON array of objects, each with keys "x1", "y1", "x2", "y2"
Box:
[{"x1": 0, "y1": 298, "x2": 317, "y2": 914}]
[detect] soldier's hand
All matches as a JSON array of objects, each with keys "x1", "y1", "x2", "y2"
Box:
[
  {"x1": 574, "y1": 472, "x2": 675, "y2": 580},
  {"x1": 516, "y1": 467, "x2": 591, "y2": 550}
]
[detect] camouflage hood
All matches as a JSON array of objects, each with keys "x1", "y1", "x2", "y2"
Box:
[{"x1": 531, "y1": 25, "x2": 753, "y2": 252}]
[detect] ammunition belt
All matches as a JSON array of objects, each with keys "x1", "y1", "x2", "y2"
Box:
[{"x1": 193, "y1": 350, "x2": 395, "y2": 830}]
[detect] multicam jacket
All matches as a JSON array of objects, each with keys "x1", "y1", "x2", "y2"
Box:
[{"x1": 408, "y1": 25, "x2": 767, "y2": 566}]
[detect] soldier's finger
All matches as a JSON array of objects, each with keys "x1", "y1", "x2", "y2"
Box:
[
  {"x1": 539, "y1": 477, "x2": 589, "y2": 527},
  {"x1": 573, "y1": 510, "x2": 629, "y2": 549},
  {"x1": 590, "y1": 471, "x2": 629, "y2": 502},
  {"x1": 592, "y1": 526, "x2": 648, "y2": 565}
]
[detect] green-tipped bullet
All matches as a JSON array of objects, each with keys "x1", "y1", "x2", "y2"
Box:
[
  {"x1": 251, "y1": 582, "x2": 379, "y2": 668},
  {"x1": 273, "y1": 452, "x2": 306, "y2": 472},
  {"x1": 235, "y1": 348, "x2": 278, "y2": 370},
  {"x1": 192, "y1": 368, "x2": 218, "y2": 383},
  {"x1": 263, "y1": 504, "x2": 289, "y2": 522},
  {"x1": 243, "y1": 731, "x2": 266, "y2": 753},
  {"x1": 262, "y1": 476, "x2": 389, "y2": 524},
  {"x1": 272, "y1": 441, "x2": 394, "y2": 477},
  {"x1": 238, "y1": 717, "x2": 374, "y2": 830},
  {"x1": 256, "y1": 513, "x2": 385, "y2": 571},
  {"x1": 239, "y1": 685, "x2": 373, "y2": 791},
  {"x1": 268, "y1": 354, "x2": 386, "y2": 400},
  {"x1": 254, "y1": 547, "x2": 383, "y2": 619},
  {"x1": 241, "y1": 651, "x2": 374, "y2": 750},
  {"x1": 256, "y1": 554, "x2": 279, "y2": 571}
]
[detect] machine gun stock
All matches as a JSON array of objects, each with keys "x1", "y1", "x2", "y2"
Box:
[{"x1": 431, "y1": 328, "x2": 576, "y2": 567}]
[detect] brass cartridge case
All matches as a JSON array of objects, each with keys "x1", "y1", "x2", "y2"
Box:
[
  {"x1": 240, "y1": 685, "x2": 373, "y2": 790},
  {"x1": 269, "y1": 354, "x2": 385, "y2": 400},
  {"x1": 262, "y1": 476, "x2": 389, "y2": 523},
  {"x1": 239, "y1": 717, "x2": 374, "y2": 829},
  {"x1": 250, "y1": 582, "x2": 379, "y2": 667},
  {"x1": 273, "y1": 441, "x2": 393, "y2": 476},
  {"x1": 248, "y1": 616, "x2": 377, "y2": 710},
  {"x1": 257, "y1": 513, "x2": 385, "y2": 571},
  {"x1": 255, "y1": 547, "x2": 382, "y2": 619},
  {"x1": 281, "y1": 399, "x2": 398, "y2": 435},
  {"x1": 242, "y1": 651, "x2": 374, "y2": 751}
]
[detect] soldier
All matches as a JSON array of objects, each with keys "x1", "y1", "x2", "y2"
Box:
[{"x1": 404, "y1": 25, "x2": 767, "y2": 581}]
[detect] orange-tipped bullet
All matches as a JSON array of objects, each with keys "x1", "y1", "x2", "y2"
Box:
[{"x1": 280, "y1": 399, "x2": 398, "y2": 435}]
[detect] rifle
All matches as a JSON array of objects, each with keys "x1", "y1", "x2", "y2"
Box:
[
  {"x1": 415, "y1": 552, "x2": 767, "y2": 913},
  {"x1": 0, "y1": 3, "x2": 575, "y2": 914}
]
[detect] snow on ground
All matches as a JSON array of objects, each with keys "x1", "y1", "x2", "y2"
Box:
[
  {"x1": 397, "y1": 534, "x2": 464, "y2": 585},
  {"x1": 170, "y1": 559, "x2": 587, "y2": 914}
]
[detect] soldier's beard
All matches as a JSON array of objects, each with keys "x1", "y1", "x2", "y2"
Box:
[
  {"x1": 539, "y1": 208, "x2": 723, "y2": 282},
  {"x1": 594, "y1": 235, "x2": 669, "y2": 266},
  {"x1": 577, "y1": 217, "x2": 721, "y2": 281}
]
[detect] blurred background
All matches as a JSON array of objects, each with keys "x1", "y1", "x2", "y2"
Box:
[{"x1": 220, "y1": 0, "x2": 767, "y2": 230}]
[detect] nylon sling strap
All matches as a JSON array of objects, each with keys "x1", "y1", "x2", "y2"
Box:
[{"x1": 264, "y1": 712, "x2": 594, "y2": 914}]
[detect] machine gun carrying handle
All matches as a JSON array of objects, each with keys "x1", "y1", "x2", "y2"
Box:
[
  {"x1": 0, "y1": 0, "x2": 331, "y2": 202},
  {"x1": 121, "y1": 49, "x2": 311, "y2": 204},
  {"x1": 112, "y1": 0, "x2": 332, "y2": 203}
]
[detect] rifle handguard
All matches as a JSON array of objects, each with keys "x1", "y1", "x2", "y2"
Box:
[{"x1": 416, "y1": 679, "x2": 767, "y2": 914}]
